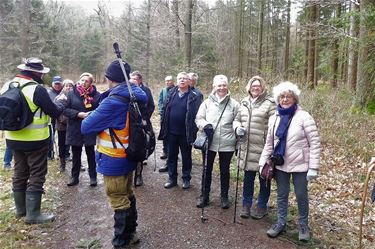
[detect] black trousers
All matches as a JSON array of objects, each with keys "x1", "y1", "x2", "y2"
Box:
[
  {"x1": 71, "y1": 145, "x2": 97, "y2": 180},
  {"x1": 200, "y1": 150, "x2": 234, "y2": 197}
]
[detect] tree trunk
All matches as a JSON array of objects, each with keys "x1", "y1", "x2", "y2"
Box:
[
  {"x1": 330, "y1": 3, "x2": 341, "y2": 88},
  {"x1": 257, "y1": 0, "x2": 265, "y2": 74},
  {"x1": 172, "y1": 0, "x2": 180, "y2": 50},
  {"x1": 237, "y1": 0, "x2": 245, "y2": 77},
  {"x1": 284, "y1": 0, "x2": 291, "y2": 79},
  {"x1": 184, "y1": 0, "x2": 193, "y2": 68},
  {"x1": 145, "y1": 0, "x2": 151, "y2": 83},
  {"x1": 347, "y1": 1, "x2": 359, "y2": 90},
  {"x1": 355, "y1": 0, "x2": 375, "y2": 109},
  {"x1": 20, "y1": 0, "x2": 31, "y2": 56},
  {"x1": 307, "y1": 3, "x2": 317, "y2": 88}
]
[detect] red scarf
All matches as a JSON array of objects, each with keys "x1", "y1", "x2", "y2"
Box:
[{"x1": 77, "y1": 84, "x2": 94, "y2": 108}]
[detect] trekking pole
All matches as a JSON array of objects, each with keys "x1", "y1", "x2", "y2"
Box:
[
  {"x1": 153, "y1": 145, "x2": 157, "y2": 172},
  {"x1": 201, "y1": 139, "x2": 209, "y2": 223},
  {"x1": 359, "y1": 160, "x2": 375, "y2": 249},
  {"x1": 233, "y1": 141, "x2": 241, "y2": 224}
]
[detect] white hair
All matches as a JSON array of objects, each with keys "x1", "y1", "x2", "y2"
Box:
[
  {"x1": 213, "y1": 74, "x2": 228, "y2": 87},
  {"x1": 272, "y1": 81, "x2": 301, "y2": 105}
]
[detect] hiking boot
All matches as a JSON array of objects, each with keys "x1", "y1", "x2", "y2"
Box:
[
  {"x1": 182, "y1": 180, "x2": 190, "y2": 189},
  {"x1": 59, "y1": 157, "x2": 66, "y2": 172},
  {"x1": 67, "y1": 178, "x2": 79, "y2": 186},
  {"x1": 129, "y1": 232, "x2": 140, "y2": 245},
  {"x1": 240, "y1": 204, "x2": 251, "y2": 219},
  {"x1": 299, "y1": 226, "x2": 311, "y2": 242},
  {"x1": 90, "y1": 178, "x2": 97, "y2": 187},
  {"x1": 221, "y1": 196, "x2": 230, "y2": 209},
  {"x1": 158, "y1": 164, "x2": 168, "y2": 173},
  {"x1": 160, "y1": 153, "x2": 167, "y2": 160},
  {"x1": 196, "y1": 196, "x2": 209, "y2": 208},
  {"x1": 267, "y1": 222, "x2": 286, "y2": 238},
  {"x1": 135, "y1": 174, "x2": 143, "y2": 187},
  {"x1": 250, "y1": 206, "x2": 268, "y2": 220}
]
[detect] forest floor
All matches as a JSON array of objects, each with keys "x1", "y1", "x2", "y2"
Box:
[{"x1": 34, "y1": 142, "x2": 306, "y2": 249}]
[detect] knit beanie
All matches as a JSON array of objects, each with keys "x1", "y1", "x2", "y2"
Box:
[{"x1": 105, "y1": 60, "x2": 131, "y2": 83}]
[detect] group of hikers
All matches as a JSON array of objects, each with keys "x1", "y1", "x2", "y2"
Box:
[{"x1": 2, "y1": 56, "x2": 320, "y2": 248}]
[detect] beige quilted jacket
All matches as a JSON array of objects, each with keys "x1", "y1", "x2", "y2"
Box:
[{"x1": 233, "y1": 92, "x2": 276, "y2": 171}]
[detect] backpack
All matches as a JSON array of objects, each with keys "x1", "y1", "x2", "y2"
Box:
[
  {"x1": 0, "y1": 81, "x2": 38, "y2": 131},
  {"x1": 110, "y1": 95, "x2": 156, "y2": 162}
]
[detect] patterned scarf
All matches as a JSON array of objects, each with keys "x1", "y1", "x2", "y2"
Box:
[{"x1": 76, "y1": 84, "x2": 94, "y2": 108}]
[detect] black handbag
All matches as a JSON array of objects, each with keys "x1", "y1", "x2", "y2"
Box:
[
  {"x1": 193, "y1": 98, "x2": 230, "y2": 151},
  {"x1": 193, "y1": 133, "x2": 207, "y2": 150}
]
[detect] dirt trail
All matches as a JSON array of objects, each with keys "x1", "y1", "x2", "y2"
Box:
[{"x1": 43, "y1": 142, "x2": 298, "y2": 249}]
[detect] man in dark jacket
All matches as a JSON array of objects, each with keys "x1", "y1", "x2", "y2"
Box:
[
  {"x1": 158, "y1": 72, "x2": 202, "y2": 189},
  {"x1": 82, "y1": 60, "x2": 147, "y2": 248},
  {"x1": 129, "y1": 71, "x2": 155, "y2": 187},
  {"x1": 1, "y1": 58, "x2": 64, "y2": 224}
]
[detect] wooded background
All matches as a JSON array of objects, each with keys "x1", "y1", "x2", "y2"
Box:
[{"x1": 0, "y1": 0, "x2": 374, "y2": 111}]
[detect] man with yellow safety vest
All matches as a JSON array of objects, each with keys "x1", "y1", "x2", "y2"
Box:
[
  {"x1": 81, "y1": 60, "x2": 147, "y2": 248},
  {"x1": 2, "y1": 58, "x2": 64, "y2": 224}
]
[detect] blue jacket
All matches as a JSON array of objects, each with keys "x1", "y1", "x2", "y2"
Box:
[
  {"x1": 158, "y1": 86, "x2": 202, "y2": 144},
  {"x1": 81, "y1": 83, "x2": 148, "y2": 176}
]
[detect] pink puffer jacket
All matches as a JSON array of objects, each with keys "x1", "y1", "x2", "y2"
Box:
[{"x1": 259, "y1": 106, "x2": 320, "y2": 173}]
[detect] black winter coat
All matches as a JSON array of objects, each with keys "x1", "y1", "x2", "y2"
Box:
[
  {"x1": 63, "y1": 85, "x2": 101, "y2": 146},
  {"x1": 158, "y1": 86, "x2": 202, "y2": 144}
]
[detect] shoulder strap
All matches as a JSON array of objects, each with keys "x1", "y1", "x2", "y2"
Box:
[
  {"x1": 213, "y1": 97, "x2": 230, "y2": 133},
  {"x1": 109, "y1": 128, "x2": 125, "y2": 149}
]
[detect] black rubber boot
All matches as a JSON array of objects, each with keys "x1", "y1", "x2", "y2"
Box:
[
  {"x1": 196, "y1": 194, "x2": 210, "y2": 208},
  {"x1": 221, "y1": 195, "x2": 230, "y2": 209},
  {"x1": 126, "y1": 196, "x2": 140, "y2": 245},
  {"x1": 25, "y1": 192, "x2": 55, "y2": 224},
  {"x1": 112, "y1": 209, "x2": 132, "y2": 248},
  {"x1": 13, "y1": 191, "x2": 26, "y2": 218},
  {"x1": 59, "y1": 157, "x2": 66, "y2": 172}
]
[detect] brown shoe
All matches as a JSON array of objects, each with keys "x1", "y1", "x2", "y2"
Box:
[{"x1": 240, "y1": 204, "x2": 251, "y2": 218}]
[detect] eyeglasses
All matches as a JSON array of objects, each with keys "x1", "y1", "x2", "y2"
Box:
[{"x1": 279, "y1": 95, "x2": 293, "y2": 100}]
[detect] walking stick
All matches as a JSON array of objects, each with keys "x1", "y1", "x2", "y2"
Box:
[
  {"x1": 359, "y1": 160, "x2": 375, "y2": 249},
  {"x1": 233, "y1": 141, "x2": 241, "y2": 223},
  {"x1": 201, "y1": 139, "x2": 209, "y2": 223}
]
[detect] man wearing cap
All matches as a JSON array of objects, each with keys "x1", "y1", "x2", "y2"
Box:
[
  {"x1": 129, "y1": 71, "x2": 155, "y2": 187},
  {"x1": 158, "y1": 72, "x2": 202, "y2": 190},
  {"x1": 157, "y1": 75, "x2": 175, "y2": 172},
  {"x1": 46, "y1": 76, "x2": 64, "y2": 160},
  {"x1": 2, "y1": 58, "x2": 64, "y2": 224},
  {"x1": 81, "y1": 60, "x2": 147, "y2": 248}
]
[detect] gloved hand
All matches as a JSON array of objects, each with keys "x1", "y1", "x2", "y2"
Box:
[
  {"x1": 235, "y1": 127, "x2": 247, "y2": 138},
  {"x1": 203, "y1": 124, "x2": 214, "y2": 136},
  {"x1": 203, "y1": 124, "x2": 214, "y2": 146},
  {"x1": 306, "y1": 169, "x2": 318, "y2": 181}
]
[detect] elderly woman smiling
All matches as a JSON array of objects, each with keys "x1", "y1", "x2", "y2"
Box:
[
  {"x1": 195, "y1": 75, "x2": 240, "y2": 209},
  {"x1": 259, "y1": 81, "x2": 320, "y2": 242}
]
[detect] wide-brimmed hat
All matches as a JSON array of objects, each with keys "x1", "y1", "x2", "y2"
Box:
[{"x1": 17, "y1": 57, "x2": 50, "y2": 74}]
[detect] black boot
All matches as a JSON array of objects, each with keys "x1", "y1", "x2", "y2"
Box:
[
  {"x1": 25, "y1": 192, "x2": 55, "y2": 224},
  {"x1": 59, "y1": 157, "x2": 66, "y2": 172},
  {"x1": 126, "y1": 195, "x2": 140, "y2": 244},
  {"x1": 221, "y1": 195, "x2": 230, "y2": 209},
  {"x1": 135, "y1": 163, "x2": 143, "y2": 187},
  {"x1": 196, "y1": 194, "x2": 210, "y2": 208},
  {"x1": 13, "y1": 191, "x2": 26, "y2": 218},
  {"x1": 112, "y1": 209, "x2": 133, "y2": 248}
]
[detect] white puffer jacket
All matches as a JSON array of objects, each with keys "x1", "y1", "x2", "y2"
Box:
[
  {"x1": 233, "y1": 92, "x2": 275, "y2": 171},
  {"x1": 195, "y1": 93, "x2": 240, "y2": 152},
  {"x1": 259, "y1": 106, "x2": 321, "y2": 173}
]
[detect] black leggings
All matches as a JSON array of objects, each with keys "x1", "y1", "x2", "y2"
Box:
[{"x1": 201, "y1": 150, "x2": 234, "y2": 197}]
